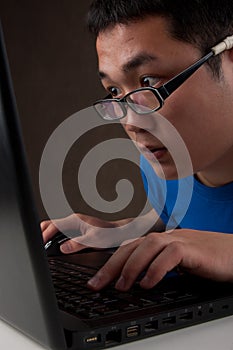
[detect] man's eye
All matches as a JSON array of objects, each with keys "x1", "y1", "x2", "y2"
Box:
[
  {"x1": 141, "y1": 76, "x2": 160, "y2": 87},
  {"x1": 108, "y1": 87, "x2": 121, "y2": 97}
]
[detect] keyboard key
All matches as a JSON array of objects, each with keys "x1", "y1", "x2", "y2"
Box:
[{"x1": 49, "y1": 258, "x2": 195, "y2": 320}]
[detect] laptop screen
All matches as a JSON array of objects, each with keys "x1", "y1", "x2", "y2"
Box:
[{"x1": 0, "y1": 25, "x2": 66, "y2": 349}]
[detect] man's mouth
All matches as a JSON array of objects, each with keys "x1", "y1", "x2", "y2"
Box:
[
  {"x1": 141, "y1": 146, "x2": 168, "y2": 160},
  {"x1": 150, "y1": 147, "x2": 167, "y2": 160}
]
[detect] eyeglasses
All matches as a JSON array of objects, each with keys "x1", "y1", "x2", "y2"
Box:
[{"x1": 94, "y1": 35, "x2": 233, "y2": 120}]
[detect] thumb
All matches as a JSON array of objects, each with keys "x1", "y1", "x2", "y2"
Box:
[{"x1": 60, "y1": 239, "x2": 88, "y2": 254}]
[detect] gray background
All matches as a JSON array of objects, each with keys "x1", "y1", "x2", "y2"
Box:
[{"x1": 0, "y1": 0, "x2": 147, "y2": 221}]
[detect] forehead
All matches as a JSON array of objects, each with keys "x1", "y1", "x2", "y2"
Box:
[
  {"x1": 95, "y1": 16, "x2": 197, "y2": 82},
  {"x1": 97, "y1": 16, "x2": 171, "y2": 45},
  {"x1": 96, "y1": 17, "x2": 177, "y2": 70}
]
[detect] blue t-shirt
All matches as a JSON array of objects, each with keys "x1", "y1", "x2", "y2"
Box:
[{"x1": 140, "y1": 155, "x2": 233, "y2": 233}]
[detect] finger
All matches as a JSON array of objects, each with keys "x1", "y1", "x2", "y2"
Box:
[
  {"x1": 140, "y1": 241, "x2": 185, "y2": 289},
  {"x1": 42, "y1": 214, "x2": 82, "y2": 242},
  {"x1": 60, "y1": 239, "x2": 88, "y2": 254},
  {"x1": 42, "y1": 223, "x2": 59, "y2": 242},
  {"x1": 53, "y1": 214, "x2": 82, "y2": 237},
  {"x1": 40, "y1": 220, "x2": 51, "y2": 231},
  {"x1": 115, "y1": 233, "x2": 171, "y2": 291},
  {"x1": 87, "y1": 239, "x2": 142, "y2": 291}
]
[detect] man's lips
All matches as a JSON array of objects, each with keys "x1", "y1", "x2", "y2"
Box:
[
  {"x1": 140, "y1": 145, "x2": 168, "y2": 160},
  {"x1": 151, "y1": 148, "x2": 167, "y2": 160}
]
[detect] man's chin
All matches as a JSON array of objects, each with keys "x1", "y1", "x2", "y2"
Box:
[{"x1": 150, "y1": 162, "x2": 179, "y2": 180}]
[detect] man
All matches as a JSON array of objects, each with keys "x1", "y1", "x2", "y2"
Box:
[{"x1": 42, "y1": 0, "x2": 233, "y2": 292}]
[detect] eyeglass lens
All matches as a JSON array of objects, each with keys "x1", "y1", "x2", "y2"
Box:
[
  {"x1": 95, "y1": 100, "x2": 125, "y2": 120},
  {"x1": 95, "y1": 89, "x2": 160, "y2": 120},
  {"x1": 126, "y1": 89, "x2": 160, "y2": 114}
]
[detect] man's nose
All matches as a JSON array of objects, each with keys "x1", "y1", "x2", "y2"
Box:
[
  {"x1": 123, "y1": 107, "x2": 144, "y2": 133},
  {"x1": 124, "y1": 122, "x2": 142, "y2": 133}
]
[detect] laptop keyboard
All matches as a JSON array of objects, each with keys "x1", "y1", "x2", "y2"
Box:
[{"x1": 49, "y1": 258, "x2": 197, "y2": 320}]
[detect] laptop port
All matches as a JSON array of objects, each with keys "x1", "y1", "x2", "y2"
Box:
[
  {"x1": 179, "y1": 311, "x2": 193, "y2": 321},
  {"x1": 126, "y1": 325, "x2": 140, "y2": 338},
  {"x1": 144, "y1": 320, "x2": 158, "y2": 332},
  {"x1": 85, "y1": 335, "x2": 101, "y2": 344},
  {"x1": 209, "y1": 307, "x2": 214, "y2": 313},
  {"x1": 162, "y1": 316, "x2": 176, "y2": 325},
  {"x1": 105, "y1": 330, "x2": 122, "y2": 345},
  {"x1": 222, "y1": 304, "x2": 229, "y2": 309}
]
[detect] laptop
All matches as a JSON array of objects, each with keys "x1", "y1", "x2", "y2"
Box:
[{"x1": 1, "y1": 24, "x2": 233, "y2": 350}]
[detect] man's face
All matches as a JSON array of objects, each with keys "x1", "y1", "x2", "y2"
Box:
[{"x1": 96, "y1": 16, "x2": 233, "y2": 179}]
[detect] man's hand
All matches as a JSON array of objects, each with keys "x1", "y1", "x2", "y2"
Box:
[
  {"x1": 41, "y1": 214, "x2": 131, "y2": 253},
  {"x1": 87, "y1": 229, "x2": 233, "y2": 291},
  {"x1": 41, "y1": 215, "x2": 85, "y2": 253},
  {"x1": 41, "y1": 208, "x2": 163, "y2": 254}
]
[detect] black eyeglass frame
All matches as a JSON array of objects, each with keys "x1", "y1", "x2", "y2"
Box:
[{"x1": 93, "y1": 50, "x2": 214, "y2": 119}]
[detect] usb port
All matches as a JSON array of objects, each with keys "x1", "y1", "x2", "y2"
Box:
[
  {"x1": 144, "y1": 321, "x2": 158, "y2": 333},
  {"x1": 162, "y1": 316, "x2": 176, "y2": 325},
  {"x1": 126, "y1": 325, "x2": 140, "y2": 338},
  {"x1": 179, "y1": 311, "x2": 193, "y2": 321}
]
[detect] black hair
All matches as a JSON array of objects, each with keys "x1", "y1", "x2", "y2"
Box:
[{"x1": 87, "y1": 0, "x2": 233, "y2": 78}]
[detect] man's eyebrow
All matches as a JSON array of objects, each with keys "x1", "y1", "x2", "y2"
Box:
[
  {"x1": 98, "y1": 52, "x2": 157, "y2": 80},
  {"x1": 98, "y1": 71, "x2": 107, "y2": 80},
  {"x1": 122, "y1": 53, "x2": 157, "y2": 73}
]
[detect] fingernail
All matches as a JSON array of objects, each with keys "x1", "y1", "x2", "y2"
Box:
[
  {"x1": 115, "y1": 275, "x2": 126, "y2": 290},
  {"x1": 60, "y1": 242, "x2": 72, "y2": 253},
  {"x1": 87, "y1": 274, "x2": 100, "y2": 289}
]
